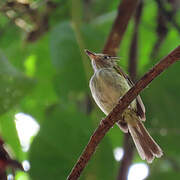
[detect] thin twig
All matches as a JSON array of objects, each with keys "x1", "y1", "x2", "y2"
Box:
[
  {"x1": 156, "y1": 0, "x2": 180, "y2": 34},
  {"x1": 128, "y1": 1, "x2": 143, "y2": 80},
  {"x1": 67, "y1": 45, "x2": 180, "y2": 180},
  {"x1": 103, "y1": 0, "x2": 140, "y2": 56},
  {"x1": 150, "y1": 8, "x2": 168, "y2": 59},
  {"x1": 117, "y1": 134, "x2": 134, "y2": 180}
]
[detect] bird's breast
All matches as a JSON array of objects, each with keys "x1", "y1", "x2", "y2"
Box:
[{"x1": 89, "y1": 68, "x2": 134, "y2": 115}]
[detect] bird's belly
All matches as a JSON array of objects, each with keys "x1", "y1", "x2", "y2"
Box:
[
  {"x1": 92, "y1": 81, "x2": 120, "y2": 115},
  {"x1": 90, "y1": 69, "x2": 134, "y2": 115}
]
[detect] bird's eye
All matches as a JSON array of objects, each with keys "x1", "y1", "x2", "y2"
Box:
[{"x1": 104, "y1": 56, "x2": 110, "y2": 60}]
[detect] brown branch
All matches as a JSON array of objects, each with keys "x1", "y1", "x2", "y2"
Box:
[
  {"x1": 156, "y1": 0, "x2": 180, "y2": 34},
  {"x1": 103, "y1": 0, "x2": 140, "y2": 56},
  {"x1": 0, "y1": 136, "x2": 24, "y2": 179},
  {"x1": 117, "y1": 2, "x2": 144, "y2": 180},
  {"x1": 128, "y1": 1, "x2": 143, "y2": 80},
  {"x1": 151, "y1": 3, "x2": 169, "y2": 59},
  {"x1": 117, "y1": 134, "x2": 134, "y2": 180},
  {"x1": 67, "y1": 46, "x2": 180, "y2": 180}
]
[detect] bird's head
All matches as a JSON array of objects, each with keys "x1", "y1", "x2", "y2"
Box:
[{"x1": 85, "y1": 49, "x2": 119, "y2": 71}]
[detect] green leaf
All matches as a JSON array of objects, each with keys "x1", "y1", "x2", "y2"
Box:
[
  {"x1": 50, "y1": 21, "x2": 105, "y2": 98},
  {"x1": 29, "y1": 102, "x2": 115, "y2": 180},
  {"x1": 50, "y1": 21, "x2": 87, "y2": 97},
  {"x1": 20, "y1": 35, "x2": 58, "y2": 123},
  {"x1": 0, "y1": 51, "x2": 35, "y2": 115}
]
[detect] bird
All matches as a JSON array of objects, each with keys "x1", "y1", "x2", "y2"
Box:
[{"x1": 85, "y1": 49, "x2": 163, "y2": 163}]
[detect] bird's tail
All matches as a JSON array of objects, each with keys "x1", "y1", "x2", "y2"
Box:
[{"x1": 128, "y1": 120, "x2": 163, "y2": 163}]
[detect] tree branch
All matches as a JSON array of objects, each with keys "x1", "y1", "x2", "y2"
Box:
[
  {"x1": 150, "y1": 8, "x2": 168, "y2": 59},
  {"x1": 117, "y1": 2, "x2": 144, "y2": 180},
  {"x1": 67, "y1": 45, "x2": 180, "y2": 180},
  {"x1": 103, "y1": 0, "x2": 140, "y2": 56},
  {"x1": 156, "y1": 0, "x2": 180, "y2": 34},
  {"x1": 128, "y1": 1, "x2": 143, "y2": 81},
  {"x1": 0, "y1": 137, "x2": 24, "y2": 179},
  {"x1": 117, "y1": 134, "x2": 134, "y2": 180}
]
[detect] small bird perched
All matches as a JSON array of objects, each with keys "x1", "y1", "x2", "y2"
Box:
[{"x1": 85, "y1": 49, "x2": 163, "y2": 163}]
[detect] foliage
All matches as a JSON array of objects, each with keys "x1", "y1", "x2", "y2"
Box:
[{"x1": 0, "y1": 0, "x2": 180, "y2": 179}]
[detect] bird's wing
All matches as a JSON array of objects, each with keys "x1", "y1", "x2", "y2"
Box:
[{"x1": 113, "y1": 65, "x2": 146, "y2": 121}]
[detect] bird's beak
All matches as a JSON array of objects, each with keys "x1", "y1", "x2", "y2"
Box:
[
  {"x1": 85, "y1": 49, "x2": 97, "y2": 60},
  {"x1": 111, "y1": 56, "x2": 120, "y2": 60}
]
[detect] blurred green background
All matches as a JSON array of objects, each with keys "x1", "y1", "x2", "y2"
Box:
[{"x1": 0, "y1": 0, "x2": 180, "y2": 179}]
